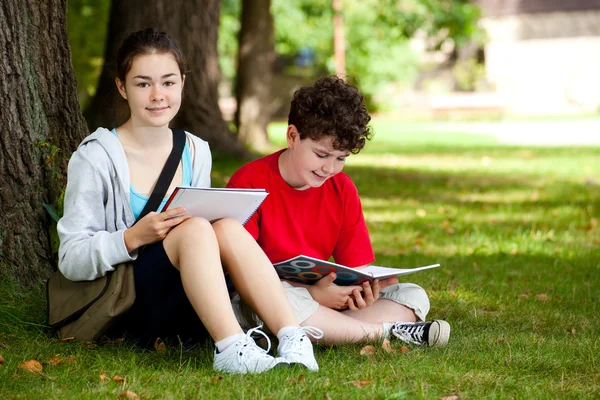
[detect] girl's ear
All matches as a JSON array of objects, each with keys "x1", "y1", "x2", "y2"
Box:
[
  {"x1": 181, "y1": 74, "x2": 185, "y2": 89},
  {"x1": 115, "y1": 77, "x2": 127, "y2": 100},
  {"x1": 286, "y1": 125, "x2": 299, "y2": 149}
]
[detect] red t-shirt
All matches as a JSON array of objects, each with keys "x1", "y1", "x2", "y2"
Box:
[{"x1": 227, "y1": 150, "x2": 375, "y2": 267}]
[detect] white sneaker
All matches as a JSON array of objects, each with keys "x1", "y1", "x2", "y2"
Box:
[
  {"x1": 213, "y1": 327, "x2": 289, "y2": 374},
  {"x1": 277, "y1": 326, "x2": 323, "y2": 371},
  {"x1": 390, "y1": 320, "x2": 451, "y2": 348}
]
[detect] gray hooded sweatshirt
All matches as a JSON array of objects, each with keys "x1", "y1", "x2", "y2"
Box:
[{"x1": 57, "y1": 127, "x2": 211, "y2": 281}]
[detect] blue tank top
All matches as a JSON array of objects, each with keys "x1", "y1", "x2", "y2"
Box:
[{"x1": 111, "y1": 129, "x2": 193, "y2": 219}]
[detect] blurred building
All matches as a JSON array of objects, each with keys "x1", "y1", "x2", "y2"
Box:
[{"x1": 479, "y1": 0, "x2": 600, "y2": 115}]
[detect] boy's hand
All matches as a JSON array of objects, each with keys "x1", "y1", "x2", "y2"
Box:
[
  {"x1": 346, "y1": 277, "x2": 398, "y2": 311},
  {"x1": 308, "y1": 273, "x2": 362, "y2": 310},
  {"x1": 124, "y1": 207, "x2": 191, "y2": 252}
]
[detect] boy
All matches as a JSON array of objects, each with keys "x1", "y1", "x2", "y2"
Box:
[{"x1": 227, "y1": 76, "x2": 450, "y2": 347}]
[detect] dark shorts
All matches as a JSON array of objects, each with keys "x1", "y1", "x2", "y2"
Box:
[{"x1": 115, "y1": 241, "x2": 209, "y2": 347}]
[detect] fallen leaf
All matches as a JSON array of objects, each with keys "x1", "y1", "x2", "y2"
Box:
[
  {"x1": 100, "y1": 373, "x2": 109, "y2": 383},
  {"x1": 416, "y1": 209, "x2": 426, "y2": 217},
  {"x1": 450, "y1": 291, "x2": 457, "y2": 297},
  {"x1": 119, "y1": 390, "x2": 139, "y2": 399},
  {"x1": 399, "y1": 346, "x2": 410, "y2": 353},
  {"x1": 154, "y1": 338, "x2": 167, "y2": 354},
  {"x1": 112, "y1": 375, "x2": 126, "y2": 384},
  {"x1": 519, "y1": 293, "x2": 529, "y2": 298},
  {"x1": 495, "y1": 338, "x2": 506, "y2": 344},
  {"x1": 442, "y1": 394, "x2": 460, "y2": 400},
  {"x1": 0, "y1": 354, "x2": 4, "y2": 364},
  {"x1": 504, "y1": 359, "x2": 510, "y2": 366},
  {"x1": 209, "y1": 375, "x2": 224, "y2": 383},
  {"x1": 352, "y1": 380, "x2": 372, "y2": 388},
  {"x1": 536, "y1": 293, "x2": 549, "y2": 302},
  {"x1": 360, "y1": 345, "x2": 376, "y2": 356},
  {"x1": 569, "y1": 328, "x2": 576, "y2": 335},
  {"x1": 438, "y1": 206, "x2": 446, "y2": 214},
  {"x1": 56, "y1": 337, "x2": 75, "y2": 343},
  {"x1": 445, "y1": 228, "x2": 455, "y2": 235},
  {"x1": 287, "y1": 374, "x2": 306, "y2": 384},
  {"x1": 381, "y1": 338, "x2": 394, "y2": 353},
  {"x1": 415, "y1": 239, "x2": 424, "y2": 246},
  {"x1": 18, "y1": 360, "x2": 43, "y2": 374},
  {"x1": 48, "y1": 355, "x2": 62, "y2": 366},
  {"x1": 83, "y1": 342, "x2": 98, "y2": 349}
]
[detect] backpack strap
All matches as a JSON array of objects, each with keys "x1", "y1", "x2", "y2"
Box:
[{"x1": 135, "y1": 129, "x2": 186, "y2": 224}]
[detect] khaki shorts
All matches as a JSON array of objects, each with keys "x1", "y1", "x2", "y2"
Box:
[{"x1": 231, "y1": 281, "x2": 430, "y2": 331}]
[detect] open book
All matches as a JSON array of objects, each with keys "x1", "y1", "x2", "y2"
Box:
[
  {"x1": 273, "y1": 255, "x2": 440, "y2": 286},
  {"x1": 162, "y1": 187, "x2": 268, "y2": 225}
]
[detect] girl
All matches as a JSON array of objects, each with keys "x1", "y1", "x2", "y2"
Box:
[{"x1": 57, "y1": 28, "x2": 321, "y2": 374}]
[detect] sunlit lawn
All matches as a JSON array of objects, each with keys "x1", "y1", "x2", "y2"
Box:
[{"x1": 1, "y1": 120, "x2": 599, "y2": 399}]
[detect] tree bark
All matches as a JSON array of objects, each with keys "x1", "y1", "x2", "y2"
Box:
[
  {"x1": 0, "y1": 0, "x2": 88, "y2": 284},
  {"x1": 235, "y1": 0, "x2": 275, "y2": 152},
  {"x1": 85, "y1": 0, "x2": 246, "y2": 155},
  {"x1": 333, "y1": 0, "x2": 346, "y2": 76}
]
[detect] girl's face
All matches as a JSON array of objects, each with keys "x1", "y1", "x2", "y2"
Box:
[
  {"x1": 285, "y1": 125, "x2": 350, "y2": 189},
  {"x1": 116, "y1": 52, "x2": 184, "y2": 128}
]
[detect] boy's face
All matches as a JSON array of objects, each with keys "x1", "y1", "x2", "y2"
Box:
[{"x1": 286, "y1": 125, "x2": 350, "y2": 189}]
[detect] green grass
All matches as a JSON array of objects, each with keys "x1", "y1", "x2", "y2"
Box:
[{"x1": 2, "y1": 120, "x2": 600, "y2": 399}]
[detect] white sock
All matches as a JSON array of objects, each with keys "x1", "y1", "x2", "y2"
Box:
[
  {"x1": 382, "y1": 322, "x2": 393, "y2": 339},
  {"x1": 215, "y1": 333, "x2": 245, "y2": 353},
  {"x1": 277, "y1": 325, "x2": 300, "y2": 341}
]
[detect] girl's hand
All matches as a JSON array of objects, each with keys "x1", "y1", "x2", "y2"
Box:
[
  {"x1": 308, "y1": 273, "x2": 362, "y2": 310},
  {"x1": 124, "y1": 207, "x2": 191, "y2": 252}
]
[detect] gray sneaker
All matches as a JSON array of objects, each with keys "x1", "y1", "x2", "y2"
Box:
[
  {"x1": 390, "y1": 320, "x2": 450, "y2": 347},
  {"x1": 213, "y1": 327, "x2": 289, "y2": 373},
  {"x1": 277, "y1": 326, "x2": 323, "y2": 371}
]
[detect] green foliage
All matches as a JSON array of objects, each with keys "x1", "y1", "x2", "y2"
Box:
[
  {"x1": 219, "y1": 0, "x2": 482, "y2": 109},
  {"x1": 218, "y1": 0, "x2": 241, "y2": 86},
  {"x1": 67, "y1": 0, "x2": 111, "y2": 110},
  {"x1": 2, "y1": 121, "x2": 599, "y2": 398}
]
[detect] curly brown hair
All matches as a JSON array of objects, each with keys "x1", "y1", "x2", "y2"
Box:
[{"x1": 288, "y1": 76, "x2": 373, "y2": 154}]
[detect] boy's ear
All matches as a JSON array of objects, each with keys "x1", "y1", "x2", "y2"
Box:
[
  {"x1": 286, "y1": 125, "x2": 299, "y2": 148},
  {"x1": 115, "y1": 77, "x2": 127, "y2": 100}
]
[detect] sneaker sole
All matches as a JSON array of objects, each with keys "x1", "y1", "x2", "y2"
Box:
[
  {"x1": 428, "y1": 320, "x2": 451, "y2": 348},
  {"x1": 287, "y1": 362, "x2": 318, "y2": 372}
]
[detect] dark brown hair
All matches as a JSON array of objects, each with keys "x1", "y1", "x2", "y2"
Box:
[
  {"x1": 116, "y1": 28, "x2": 186, "y2": 81},
  {"x1": 288, "y1": 76, "x2": 373, "y2": 154}
]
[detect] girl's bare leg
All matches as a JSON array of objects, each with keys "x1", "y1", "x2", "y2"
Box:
[
  {"x1": 212, "y1": 218, "x2": 298, "y2": 333},
  {"x1": 163, "y1": 217, "x2": 243, "y2": 342}
]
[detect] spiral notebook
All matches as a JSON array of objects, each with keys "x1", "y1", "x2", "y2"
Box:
[{"x1": 162, "y1": 187, "x2": 268, "y2": 225}]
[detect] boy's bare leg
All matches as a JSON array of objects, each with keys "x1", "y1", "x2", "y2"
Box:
[
  {"x1": 342, "y1": 299, "x2": 418, "y2": 324},
  {"x1": 212, "y1": 218, "x2": 298, "y2": 333},
  {"x1": 299, "y1": 301, "x2": 417, "y2": 345},
  {"x1": 163, "y1": 217, "x2": 243, "y2": 342},
  {"x1": 300, "y1": 306, "x2": 384, "y2": 345}
]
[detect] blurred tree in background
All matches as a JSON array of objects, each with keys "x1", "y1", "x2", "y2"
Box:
[
  {"x1": 219, "y1": 0, "x2": 482, "y2": 110},
  {"x1": 67, "y1": 0, "x2": 110, "y2": 110},
  {"x1": 67, "y1": 0, "x2": 482, "y2": 148}
]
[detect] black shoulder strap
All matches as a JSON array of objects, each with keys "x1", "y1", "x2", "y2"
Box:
[{"x1": 135, "y1": 129, "x2": 186, "y2": 223}]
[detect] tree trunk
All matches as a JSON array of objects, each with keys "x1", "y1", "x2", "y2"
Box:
[
  {"x1": 0, "y1": 0, "x2": 88, "y2": 284},
  {"x1": 85, "y1": 0, "x2": 246, "y2": 155},
  {"x1": 235, "y1": 0, "x2": 275, "y2": 152},
  {"x1": 333, "y1": 0, "x2": 346, "y2": 76}
]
